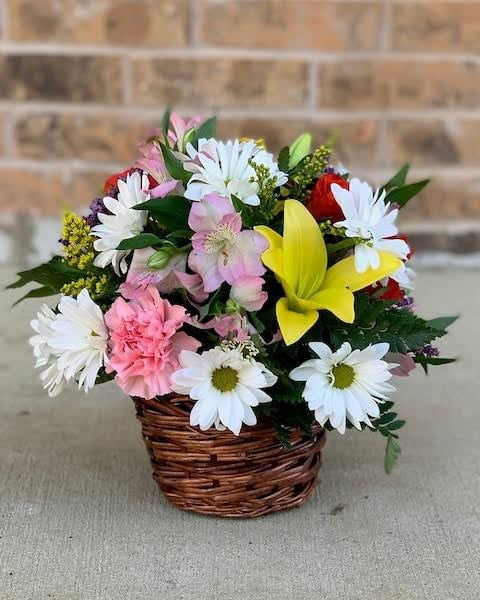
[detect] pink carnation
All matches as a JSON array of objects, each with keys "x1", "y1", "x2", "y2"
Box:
[{"x1": 105, "y1": 286, "x2": 200, "y2": 399}]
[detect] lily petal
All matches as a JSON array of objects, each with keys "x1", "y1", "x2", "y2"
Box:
[
  {"x1": 322, "y1": 251, "x2": 402, "y2": 292},
  {"x1": 276, "y1": 297, "x2": 319, "y2": 346},
  {"x1": 282, "y1": 200, "x2": 327, "y2": 298},
  {"x1": 303, "y1": 287, "x2": 355, "y2": 323}
]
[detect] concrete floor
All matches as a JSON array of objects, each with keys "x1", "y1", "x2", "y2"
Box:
[{"x1": 0, "y1": 266, "x2": 478, "y2": 600}]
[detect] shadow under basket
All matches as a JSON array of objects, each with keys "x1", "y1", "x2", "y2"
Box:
[{"x1": 132, "y1": 395, "x2": 326, "y2": 518}]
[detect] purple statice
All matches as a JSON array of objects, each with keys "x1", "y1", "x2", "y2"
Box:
[
  {"x1": 420, "y1": 345, "x2": 440, "y2": 358},
  {"x1": 397, "y1": 296, "x2": 414, "y2": 311},
  {"x1": 85, "y1": 197, "x2": 111, "y2": 228}
]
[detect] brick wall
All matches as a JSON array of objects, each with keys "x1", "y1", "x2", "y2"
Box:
[{"x1": 0, "y1": 0, "x2": 479, "y2": 254}]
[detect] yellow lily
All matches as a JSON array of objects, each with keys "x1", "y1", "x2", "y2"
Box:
[{"x1": 255, "y1": 200, "x2": 402, "y2": 346}]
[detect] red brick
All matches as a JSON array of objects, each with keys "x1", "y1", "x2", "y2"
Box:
[
  {"x1": 217, "y1": 118, "x2": 379, "y2": 167},
  {"x1": 0, "y1": 168, "x2": 114, "y2": 214},
  {"x1": 319, "y1": 60, "x2": 480, "y2": 109},
  {"x1": 393, "y1": 3, "x2": 480, "y2": 53},
  {"x1": 132, "y1": 59, "x2": 309, "y2": 108},
  {"x1": 389, "y1": 120, "x2": 480, "y2": 168},
  {"x1": 399, "y1": 177, "x2": 480, "y2": 222},
  {"x1": 7, "y1": 0, "x2": 189, "y2": 46},
  {"x1": 202, "y1": 1, "x2": 382, "y2": 50},
  {"x1": 0, "y1": 55, "x2": 122, "y2": 104},
  {"x1": 14, "y1": 113, "x2": 157, "y2": 163}
]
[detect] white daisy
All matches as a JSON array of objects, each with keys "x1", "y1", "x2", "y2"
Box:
[
  {"x1": 183, "y1": 138, "x2": 287, "y2": 206},
  {"x1": 30, "y1": 305, "x2": 66, "y2": 397},
  {"x1": 171, "y1": 346, "x2": 277, "y2": 435},
  {"x1": 29, "y1": 289, "x2": 108, "y2": 396},
  {"x1": 290, "y1": 342, "x2": 396, "y2": 434},
  {"x1": 91, "y1": 171, "x2": 149, "y2": 275},
  {"x1": 332, "y1": 178, "x2": 410, "y2": 274}
]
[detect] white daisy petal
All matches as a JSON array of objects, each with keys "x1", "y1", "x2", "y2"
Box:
[
  {"x1": 290, "y1": 341, "x2": 396, "y2": 434},
  {"x1": 171, "y1": 346, "x2": 275, "y2": 435}
]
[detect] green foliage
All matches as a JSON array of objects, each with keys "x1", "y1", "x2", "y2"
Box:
[
  {"x1": 384, "y1": 435, "x2": 401, "y2": 474},
  {"x1": 7, "y1": 257, "x2": 85, "y2": 305},
  {"x1": 161, "y1": 107, "x2": 171, "y2": 137},
  {"x1": 116, "y1": 233, "x2": 163, "y2": 250},
  {"x1": 324, "y1": 294, "x2": 448, "y2": 354},
  {"x1": 380, "y1": 163, "x2": 430, "y2": 208},
  {"x1": 383, "y1": 163, "x2": 409, "y2": 191},
  {"x1": 160, "y1": 142, "x2": 191, "y2": 185},
  {"x1": 133, "y1": 195, "x2": 190, "y2": 231},
  {"x1": 386, "y1": 179, "x2": 430, "y2": 207},
  {"x1": 414, "y1": 354, "x2": 456, "y2": 374},
  {"x1": 426, "y1": 315, "x2": 458, "y2": 331},
  {"x1": 278, "y1": 146, "x2": 290, "y2": 173},
  {"x1": 189, "y1": 117, "x2": 217, "y2": 147}
]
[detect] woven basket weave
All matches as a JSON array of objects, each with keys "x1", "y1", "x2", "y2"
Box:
[{"x1": 132, "y1": 394, "x2": 326, "y2": 518}]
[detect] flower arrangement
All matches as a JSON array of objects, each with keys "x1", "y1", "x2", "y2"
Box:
[{"x1": 11, "y1": 112, "x2": 456, "y2": 474}]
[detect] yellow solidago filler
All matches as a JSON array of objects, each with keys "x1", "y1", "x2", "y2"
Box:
[
  {"x1": 61, "y1": 211, "x2": 95, "y2": 270},
  {"x1": 239, "y1": 137, "x2": 266, "y2": 149},
  {"x1": 255, "y1": 200, "x2": 402, "y2": 346},
  {"x1": 60, "y1": 274, "x2": 110, "y2": 300}
]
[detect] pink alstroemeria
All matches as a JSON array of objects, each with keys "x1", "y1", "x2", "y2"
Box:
[
  {"x1": 389, "y1": 353, "x2": 416, "y2": 377},
  {"x1": 230, "y1": 276, "x2": 267, "y2": 312},
  {"x1": 168, "y1": 113, "x2": 203, "y2": 152},
  {"x1": 189, "y1": 313, "x2": 251, "y2": 342},
  {"x1": 188, "y1": 193, "x2": 268, "y2": 293},
  {"x1": 135, "y1": 130, "x2": 179, "y2": 197},
  {"x1": 120, "y1": 247, "x2": 208, "y2": 303}
]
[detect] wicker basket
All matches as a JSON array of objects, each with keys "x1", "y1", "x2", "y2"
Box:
[{"x1": 132, "y1": 394, "x2": 326, "y2": 518}]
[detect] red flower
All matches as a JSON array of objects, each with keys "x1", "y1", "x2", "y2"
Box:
[
  {"x1": 367, "y1": 278, "x2": 405, "y2": 302},
  {"x1": 306, "y1": 173, "x2": 349, "y2": 222},
  {"x1": 103, "y1": 168, "x2": 136, "y2": 195}
]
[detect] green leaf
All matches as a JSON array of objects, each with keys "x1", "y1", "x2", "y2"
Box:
[
  {"x1": 376, "y1": 412, "x2": 397, "y2": 426},
  {"x1": 13, "y1": 286, "x2": 58, "y2": 307},
  {"x1": 414, "y1": 355, "x2": 456, "y2": 372},
  {"x1": 133, "y1": 195, "x2": 190, "y2": 231},
  {"x1": 384, "y1": 435, "x2": 401, "y2": 474},
  {"x1": 195, "y1": 116, "x2": 216, "y2": 141},
  {"x1": 386, "y1": 179, "x2": 430, "y2": 207},
  {"x1": 6, "y1": 256, "x2": 83, "y2": 292},
  {"x1": 231, "y1": 195, "x2": 254, "y2": 228},
  {"x1": 161, "y1": 107, "x2": 171, "y2": 137},
  {"x1": 426, "y1": 315, "x2": 459, "y2": 331},
  {"x1": 117, "y1": 233, "x2": 162, "y2": 250},
  {"x1": 289, "y1": 133, "x2": 312, "y2": 169},
  {"x1": 384, "y1": 164, "x2": 410, "y2": 191},
  {"x1": 386, "y1": 420, "x2": 406, "y2": 431},
  {"x1": 278, "y1": 146, "x2": 290, "y2": 173},
  {"x1": 160, "y1": 143, "x2": 191, "y2": 185},
  {"x1": 325, "y1": 294, "x2": 446, "y2": 354}
]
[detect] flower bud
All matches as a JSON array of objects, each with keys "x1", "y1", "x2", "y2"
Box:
[{"x1": 147, "y1": 248, "x2": 174, "y2": 270}]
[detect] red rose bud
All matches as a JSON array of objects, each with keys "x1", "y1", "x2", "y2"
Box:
[
  {"x1": 306, "y1": 173, "x2": 349, "y2": 222},
  {"x1": 103, "y1": 168, "x2": 136, "y2": 195}
]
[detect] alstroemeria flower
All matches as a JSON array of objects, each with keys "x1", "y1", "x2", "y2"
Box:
[
  {"x1": 230, "y1": 275, "x2": 267, "y2": 312},
  {"x1": 188, "y1": 193, "x2": 268, "y2": 293},
  {"x1": 255, "y1": 200, "x2": 402, "y2": 346},
  {"x1": 167, "y1": 113, "x2": 203, "y2": 152},
  {"x1": 120, "y1": 247, "x2": 208, "y2": 303}
]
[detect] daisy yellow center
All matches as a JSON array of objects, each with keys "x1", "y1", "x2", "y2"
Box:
[
  {"x1": 331, "y1": 364, "x2": 355, "y2": 389},
  {"x1": 211, "y1": 366, "x2": 239, "y2": 393},
  {"x1": 204, "y1": 224, "x2": 237, "y2": 254}
]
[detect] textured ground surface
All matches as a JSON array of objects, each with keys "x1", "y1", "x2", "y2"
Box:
[{"x1": 0, "y1": 267, "x2": 478, "y2": 600}]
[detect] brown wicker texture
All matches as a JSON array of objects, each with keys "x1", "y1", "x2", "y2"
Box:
[{"x1": 132, "y1": 394, "x2": 326, "y2": 518}]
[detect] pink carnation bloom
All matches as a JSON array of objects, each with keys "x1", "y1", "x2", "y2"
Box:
[
  {"x1": 105, "y1": 287, "x2": 200, "y2": 399},
  {"x1": 188, "y1": 193, "x2": 268, "y2": 293},
  {"x1": 120, "y1": 247, "x2": 208, "y2": 303}
]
